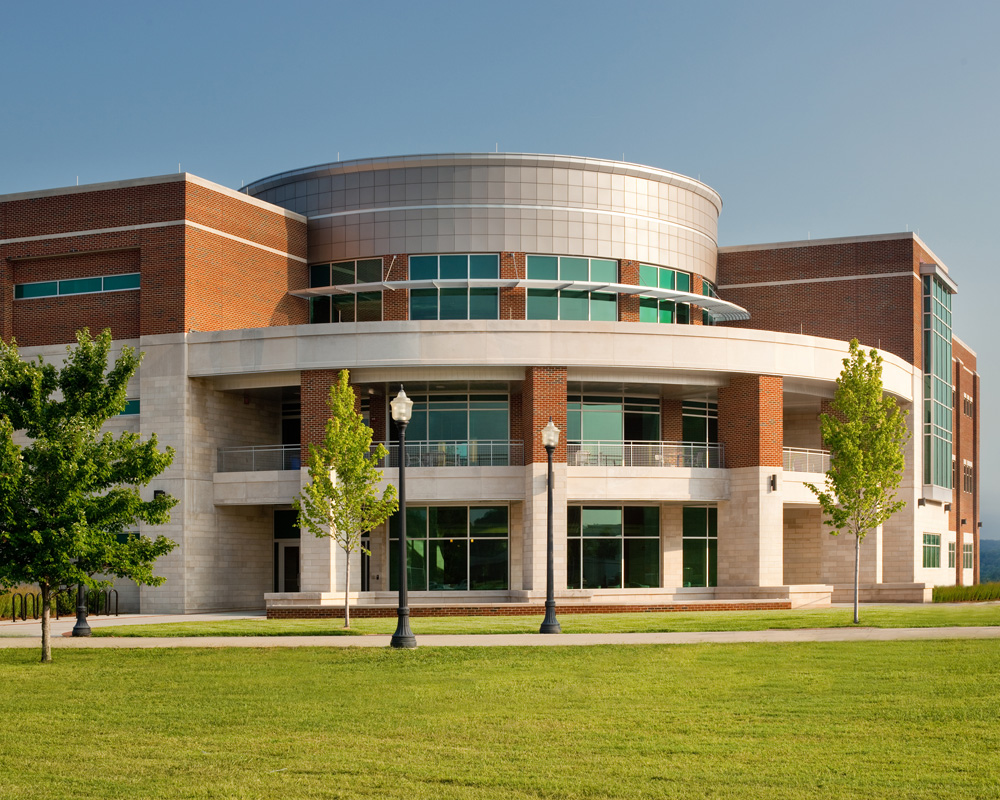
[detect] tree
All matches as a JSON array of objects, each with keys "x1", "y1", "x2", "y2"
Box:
[
  {"x1": 0, "y1": 329, "x2": 177, "y2": 662},
  {"x1": 806, "y1": 339, "x2": 909, "y2": 624},
  {"x1": 294, "y1": 370, "x2": 397, "y2": 627}
]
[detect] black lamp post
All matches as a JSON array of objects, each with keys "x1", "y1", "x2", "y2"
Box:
[
  {"x1": 390, "y1": 386, "x2": 416, "y2": 649},
  {"x1": 71, "y1": 582, "x2": 91, "y2": 637},
  {"x1": 539, "y1": 419, "x2": 561, "y2": 634}
]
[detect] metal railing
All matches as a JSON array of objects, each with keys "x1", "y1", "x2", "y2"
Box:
[
  {"x1": 567, "y1": 441, "x2": 724, "y2": 468},
  {"x1": 217, "y1": 444, "x2": 301, "y2": 472},
  {"x1": 372, "y1": 440, "x2": 524, "y2": 468},
  {"x1": 783, "y1": 447, "x2": 830, "y2": 473}
]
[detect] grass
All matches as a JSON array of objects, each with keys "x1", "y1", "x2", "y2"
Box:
[
  {"x1": 88, "y1": 603, "x2": 1000, "y2": 637},
  {"x1": 933, "y1": 582, "x2": 1000, "y2": 603},
  {"x1": 1, "y1": 641, "x2": 999, "y2": 798}
]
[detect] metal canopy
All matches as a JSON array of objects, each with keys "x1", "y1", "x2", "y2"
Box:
[{"x1": 289, "y1": 279, "x2": 751, "y2": 322}]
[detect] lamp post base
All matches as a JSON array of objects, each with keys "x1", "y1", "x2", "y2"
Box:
[
  {"x1": 390, "y1": 608, "x2": 417, "y2": 649},
  {"x1": 72, "y1": 584, "x2": 91, "y2": 638},
  {"x1": 539, "y1": 601, "x2": 561, "y2": 634}
]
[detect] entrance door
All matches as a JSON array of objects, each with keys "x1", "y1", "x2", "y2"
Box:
[{"x1": 275, "y1": 542, "x2": 300, "y2": 593}]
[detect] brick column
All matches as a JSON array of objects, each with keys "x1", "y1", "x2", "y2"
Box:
[
  {"x1": 500, "y1": 252, "x2": 526, "y2": 320},
  {"x1": 717, "y1": 375, "x2": 783, "y2": 469},
  {"x1": 382, "y1": 254, "x2": 408, "y2": 321},
  {"x1": 689, "y1": 274, "x2": 704, "y2": 326},
  {"x1": 368, "y1": 389, "x2": 387, "y2": 443},
  {"x1": 521, "y1": 366, "x2": 567, "y2": 593},
  {"x1": 300, "y1": 369, "x2": 339, "y2": 463},
  {"x1": 0, "y1": 256, "x2": 11, "y2": 341},
  {"x1": 619, "y1": 260, "x2": 641, "y2": 322},
  {"x1": 661, "y1": 399, "x2": 683, "y2": 442},
  {"x1": 522, "y1": 366, "x2": 567, "y2": 464}
]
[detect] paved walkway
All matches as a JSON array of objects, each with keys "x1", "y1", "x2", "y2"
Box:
[{"x1": 2, "y1": 625, "x2": 1000, "y2": 649}]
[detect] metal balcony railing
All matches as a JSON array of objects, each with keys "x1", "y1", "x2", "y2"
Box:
[
  {"x1": 783, "y1": 447, "x2": 830, "y2": 473},
  {"x1": 372, "y1": 440, "x2": 523, "y2": 467},
  {"x1": 217, "y1": 444, "x2": 301, "y2": 472},
  {"x1": 567, "y1": 441, "x2": 724, "y2": 468}
]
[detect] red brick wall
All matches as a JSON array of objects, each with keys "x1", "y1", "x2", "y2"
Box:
[
  {"x1": 661, "y1": 399, "x2": 683, "y2": 441},
  {"x1": 500, "y1": 252, "x2": 526, "y2": 320},
  {"x1": 619, "y1": 260, "x2": 640, "y2": 322},
  {"x1": 522, "y1": 366, "x2": 567, "y2": 464},
  {"x1": 10, "y1": 249, "x2": 141, "y2": 345},
  {"x1": 952, "y1": 339, "x2": 979, "y2": 584},
  {"x1": 382, "y1": 254, "x2": 409, "y2": 321},
  {"x1": 717, "y1": 374, "x2": 783, "y2": 468},
  {"x1": 717, "y1": 238, "x2": 921, "y2": 368},
  {"x1": 300, "y1": 369, "x2": 339, "y2": 462},
  {"x1": 369, "y1": 389, "x2": 387, "y2": 442},
  {"x1": 509, "y1": 387, "x2": 524, "y2": 463},
  {"x1": 689, "y1": 274, "x2": 704, "y2": 326},
  {"x1": 1, "y1": 177, "x2": 308, "y2": 345}
]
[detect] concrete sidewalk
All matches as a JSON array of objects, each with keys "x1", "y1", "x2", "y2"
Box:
[{"x1": 2, "y1": 626, "x2": 1000, "y2": 649}]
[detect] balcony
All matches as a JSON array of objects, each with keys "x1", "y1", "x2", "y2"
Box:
[
  {"x1": 567, "y1": 441, "x2": 724, "y2": 468},
  {"x1": 783, "y1": 447, "x2": 830, "y2": 473},
  {"x1": 372, "y1": 440, "x2": 524, "y2": 468},
  {"x1": 217, "y1": 444, "x2": 301, "y2": 473}
]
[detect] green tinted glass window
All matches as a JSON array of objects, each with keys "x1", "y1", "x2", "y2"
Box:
[
  {"x1": 527, "y1": 289, "x2": 558, "y2": 319},
  {"x1": 639, "y1": 265, "x2": 658, "y2": 288},
  {"x1": 310, "y1": 296, "x2": 331, "y2": 323},
  {"x1": 410, "y1": 289, "x2": 438, "y2": 320},
  {"x1": 438, "y1": 288, "x2": 468, "y2": 320},
  {"x1": 469, "y1": 254, "x2": 499, "y2": 279},
  {"x1": 591, "y1": 259, "x2": 617, "y2": 283},
  {"x1": 560, "y1": 290, "x2": 589, "y2": 320},
  {"x1": 527, "y1": 256, "x2": 558, "y2": 280},
  {"x1": 581, "y1": 507, "x2": 622, "y2": 537},
  {"x1": 560, "y1": 257, "x2": 589, "y2": 281},
  {"x1": 103, "y1": 273, "x2": 140, "y2": 291},
  {"x1": 639, "y1": 297, "x2": 658, "y2": 322},
  {"x1": 659, "y1": 301, "x2": 674, "y2": 324},
  {"x1": 15, "y1": 282, "x2": 58, "y2": 299},
  {"x1": 60, "y1": 277, "x2": 103, "y2": 295},
  {"x1": 658, "y1": 269, "x2": 675, "y2": 290},
  {"x1": 439, "y1": 255, "x2": 467, "y2": 280},
  {"x1": 469, "y1": 288, "x2": 498, "y2": 319},
  {"x1": 676, "y1": 272, "x2": 691, "y2": 292},
  {"x1": 409, "y1": 256, "x2": 437, "y2": 281},
  {"x1": 120, "y1": 399, "x2": 140, "y2": 415},
  {"x1": 591, "y1": 292, "x2": 616, "y2": 321}
]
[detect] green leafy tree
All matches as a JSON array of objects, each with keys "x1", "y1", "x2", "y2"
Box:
[
  {"x1": 0, "y1": 329, "x2": 177, "y2": 662},
  {"x1": 806, "y1": 339, "x2": 909, "y2": 623},
  {"x1": 294, "y1": 370, "x2": 397, "y2": 627}
]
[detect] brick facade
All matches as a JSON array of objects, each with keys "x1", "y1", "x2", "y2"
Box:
[
  {"x1": 500, "y1": 252, "x2": 526, "y2": 320},
  {"x1": 618, "y1": 259, "x2": 641, "y2": 322},
  {"x1": 300, "y1": 368, "x2": 340, "y2": 462},
  {"x1": 0, "y1": 175, "x2": 308, "y2": 345},
  {"x1": 717, "y1": 237, "x2": 922, "y2": 368},
  {"x1": 522, "y1": 366, "x2": 567, "y2": 464},
  {"x1": 952, "y1": 339, "x2": 980, "y2": 584},
  {"x1": 381, "y1": 254, "x2": 408, "y2": 321},
  {"x1": 717, "y1": 375, "x2": 783, "y2": 469}
]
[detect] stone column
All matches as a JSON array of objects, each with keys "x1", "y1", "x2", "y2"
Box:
[{"x1": 716, "y1": 374, "x2": 784, "y2": 589}]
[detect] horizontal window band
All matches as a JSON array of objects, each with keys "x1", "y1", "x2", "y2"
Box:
[{"x1": 291, "y1": 278, "x2": 750, "y2": 322}]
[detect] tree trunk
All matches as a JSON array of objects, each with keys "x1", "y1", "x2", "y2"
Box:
[
  {"x1": 344, "y1": 547, "x2": 351, "y2": 629},
  {"x1": 854, "y1": 535, "x2": 861, "y2": 625},
  {"x1": 40, "y1": 583, "x2": 52, "y2": 663}
]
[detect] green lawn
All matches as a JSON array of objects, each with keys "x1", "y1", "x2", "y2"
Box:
[
  {"x1": 90, "y1": 603, "x2": 1000, "y2": 637},
  {"x1": 2, "y1": 641, "x2": 999, "y2": 798}
]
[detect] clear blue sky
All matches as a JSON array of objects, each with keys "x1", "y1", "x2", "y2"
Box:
[{"x1": 2, "y1": 0, "x2": 996, "y2": 535}]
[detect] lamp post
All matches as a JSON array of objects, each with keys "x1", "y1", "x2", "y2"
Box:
[
  {"x1": 539, "y1": 419, "x2": 561, "y2": 634},
  {"x1": 389, "y1": 386, "x2": 416, "y2": 649},
  {"x1": 71, "y1": 582, "x2": 91, "y2": 637}
]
